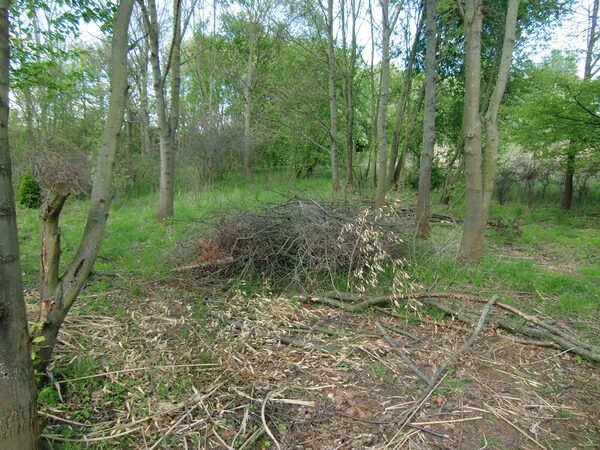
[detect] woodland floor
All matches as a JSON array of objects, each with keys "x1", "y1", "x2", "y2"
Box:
[
  {"x1": 21, "y1": 186, "x2": 600, "y2": 449},
  {"x1": 33, "y1": 280, "x2": 600, "y2": 449}
]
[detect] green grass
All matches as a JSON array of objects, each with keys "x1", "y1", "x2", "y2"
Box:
[{"x1": 16, "y1": 172, "x2": 333, "y2": 288}]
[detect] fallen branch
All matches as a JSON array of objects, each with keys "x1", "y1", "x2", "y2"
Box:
[
  {"x1": 310, "y1": 290, "x2": 600, "y2": 362},
  {"x1": 209, "y1": 312, "x2": 338, "y2": 353},
  {"x1": 172, "y1": 257, "x2": 235, "y2": 273},
  {"x1": 374, "y1": 321, "x2": 431, "y2": 384},
  {"x1": 420, "y1": 298, "x2": 600, "y2": 363},
  {"x1": 398, "y1": 296, "x2": 497, "y2": 425}
]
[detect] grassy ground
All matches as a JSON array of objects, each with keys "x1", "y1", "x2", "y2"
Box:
[{"x1": 15, "y1": 174, "x2": 600, "y2": 448}]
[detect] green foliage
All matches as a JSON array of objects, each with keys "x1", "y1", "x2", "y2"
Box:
[{"x1": 17, "y1": 172, "x2": 42, "y2": 208}]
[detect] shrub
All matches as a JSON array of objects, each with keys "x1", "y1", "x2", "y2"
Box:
[{"x1": 17, "y1": 173, "x2": 42, "y2": 208}]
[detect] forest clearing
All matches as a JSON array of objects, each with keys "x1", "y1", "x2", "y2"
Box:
[
  {"x1": 0, "y1": 0, "x2": 599, "y2": 448},
  {"x1": 13, "y1": 176, "x2": 599, "y2": 449}
]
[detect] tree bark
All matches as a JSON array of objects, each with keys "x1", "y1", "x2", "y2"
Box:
[
  {"x1": 0, "y1": 1, "x2": 38, "y2": 446},
  {"x1": 389, "y1": 13, "x2": 423, "y2": 185},
  {"x1": 374, "y1": 0, "x2": 393, "y2": 207},
  {"x1": 327, "y1": 0, "x2": 340, "y2": 191},
  {"x1": 458, "y1": 0, "x2": 520, "y2": 261},
  {"x1": 457, "y1": 0, "x2": 484, "y2": 261},
  {"x1": 480, "y1": 0, "x2": 518, "y2": 229},
  {"x1": 33, "y1": 0, "x2": 134, "y2": 375},
  {"x1": 415, "y1": 0, "x2": 438, "y2": 237},
  {"x1": 560, "y1": 146, "x2": 575, "y2": 210}
]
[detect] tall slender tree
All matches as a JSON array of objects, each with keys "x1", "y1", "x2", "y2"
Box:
[
  {"x1": 375, "y1": 0, "x2": 403, "y2": 207},
  {"x1": 415, "y1": 0, "x2": 438, "y2": 237},
  {"x1": 457, "y1": 0, "x2": 519, "y2": 261},
  {"x1": 326, "y1": 0, "x2": 340, "y2": 190},
  {"x1": 0, "y1": 2, "x2": 37, "y2": 446}
]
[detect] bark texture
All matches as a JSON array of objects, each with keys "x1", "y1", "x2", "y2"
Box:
[
  {"x1": 389, "y1": 13, "x2": 423, "y2": 185},
  {"x1": 33, "y1": 0, "x2": 134, "y2": 375},
  {"x1": 374, "y1": 0, "x2": 393, "y2": 207},
  {"x1": 458, "y1": 0, "x2": 519, "y2": 261},
  {"x1": 140, "y1": 0, "x2": 181, "y2": 219},
  {"x1": 0, "y1": 1, "x2": 38, "y2": 447},
  {"x1": 327, "y1": 0, "x2": 340, "y2": 191},
  {"x1": 415, "y1": 0, "x2": 438, "y2": 237}
]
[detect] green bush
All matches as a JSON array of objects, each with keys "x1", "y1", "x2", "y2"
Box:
[{"x1": 17, "y1": 173, "x2": 42, "y2": 209}]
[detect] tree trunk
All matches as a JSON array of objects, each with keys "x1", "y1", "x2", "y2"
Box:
[
  {"x1": 457, "y1": 0, "x2": 484, "y2": 261},
  {"x1": 415, "y1": 0, "x2": 438, "y2": 238},
  {"x1": 389, "y1": 13, "x2": 423, "y2": 185},
  {"x1": 327, "y1": 0, "x2": 340, "y2": 191},
  {"x1": 243, "y1": 29, "x2": 256, "y2": 176},
  {"x1": 342, "y1": 0, "x2": 358, "y2": 186},
  {"x1": 141, "y1": 0, "x2": 180, "y2": 219},
  {"x1": 374, "y1": 0, "x2": 393, "y2": 207},
  {"x1": 480, "y1": 0, "x2": 518, "y2": 228},
  {"x1": 33, "y1": 0, "x2": 134, "y2": 375},
  {"x1": 458, "y1": 0, "x2": 519, "y2": 261},
  {"x1": 561, "y1": 146, "x2": 575, "y2": 210},
  {"x1": 0, "y1": 2, "x2": 38, "y2": 446},
  {"x1": 584, "y1": 0, "x2": 599, "y2": 79}
]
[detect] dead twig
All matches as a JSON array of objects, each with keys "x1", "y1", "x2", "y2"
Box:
[
  {"x1": 375, "y1": 321, "x2": 431, "y2": 384},
  {"x1": 399, "y1": 296, "x2": 497, "y2": 425}
]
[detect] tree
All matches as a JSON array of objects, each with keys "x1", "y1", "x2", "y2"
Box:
[
  {"x1": 388, "y1": 9, "x2": 423, "y2": 187},
  {"x1": 33, "y1": 0, "x2": 134, "y2": 376},
  {"x1": 506, "y1": 53, "x2": 600, "y2": 209},
  {"x1": 457, "y1": 0, "x2": 519, "y2": 261},
  {"x1": 326, "y1": 0, "x2": 340, "y2": 190},
  {"x1": 340, "y1": 0, "x2": 360, "y2": 185},
  {"x1": 415, "y1": 0, "x2": 438, "y2": 237},
  {"x1": 375, "y1": 0, "x2": 403, "y2": 207},
  {"x1": 138, "y1": 0, "x2": 191, "y2": 219},
  {"x1": 0, "y1": 1, "x2": 38, "y2": 446}
]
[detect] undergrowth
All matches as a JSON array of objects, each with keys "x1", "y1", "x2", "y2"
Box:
[{"x1": 16, "y1": 174, "x2": 599, "y2": 447}]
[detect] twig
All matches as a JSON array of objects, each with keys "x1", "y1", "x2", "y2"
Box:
[
  {"x1": 381, "y1": 322, "x2": 421, "y2": 342},
  {"x1": 57, "y1": 363, "x2": 218, "y2": 384},
  {"x1": 375, "y1": 321, "x2": 431, "y2": 384},
  {"x1": 38, "y1": 411, "x2": 91, "y2": 427},
  {"x1": 399, "y1": 296, "x2": 497, "y2": 425},
  {"x1": 41, "y1": 427, "x2": 141, "y2": 442},
  {"x1": 148, "y1": 405, "x2": 198, "y2": 450},
  {"x1": 483, "y1": 402, "x2": 545, "y2": 449},
  {"x1": 261, "y1": 391, "x2": 282, "y2": 450}
]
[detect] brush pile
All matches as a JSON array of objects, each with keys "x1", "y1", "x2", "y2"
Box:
[{"x1": 175, "y1": 193, "x2": 414, "y2": 291}]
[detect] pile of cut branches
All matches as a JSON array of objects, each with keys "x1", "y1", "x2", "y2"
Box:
[{"x1": 174, "y1": 192, "x2": 413, "y2": 291}]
